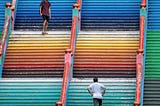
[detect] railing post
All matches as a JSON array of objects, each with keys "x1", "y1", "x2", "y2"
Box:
[
  {"x1": 134, "y1": 50, "x2": 143, "y2": 106},
  {"x1": 73, "y1": 3, "x2": 80, "y2": 32},
  {"x1": 141, "y1": 0, "x2": 146, "y2": 8},
  {"x1": 5, "y1": 2, "x2": 12, "y2": 35},
  {"x1": 65, "y1": 49, "x2": 72, "y2": 80},
  {"x1": 5, "y1": 3, "x2": 12, "y2": 16},
  {"x1": 11, "y1": 0, "x2": 16, "y2": 30},
  {"x1": 77, "y1": 0, "x2": 82, "y2": 31},
  {"x1": 56, "y1": 102, "x2": 63, "y2": 106},
  {"x1": 11, "y1": 0, "x2": 18, "y2": 30}
]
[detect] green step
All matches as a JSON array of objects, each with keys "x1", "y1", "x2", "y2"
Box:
[
  {"x1": 144, "y1": 30, "x2": 160, "y2": 106},
  {"x1": 145, "y1": 30, "x2": 160, "y2": 78},
  {"x1": 0, "y1": 79, "x2": 62, "y2": 106},
  {"x1": 143, "y1": 79, "x2": 160, "y2": 106},
  {"x1": 67, "y1": 78, "x2": 136, "y2": 106}
]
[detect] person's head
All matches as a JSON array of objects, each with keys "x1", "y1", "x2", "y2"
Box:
[
  {"x1": 43, "y1": 0, "x2": 48, "y2": 2},
  {"x1": 93, "y1": 77, "x2": 98, "y2": 82}
]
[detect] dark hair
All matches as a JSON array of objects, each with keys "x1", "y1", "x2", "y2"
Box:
[
  {"x1": 42, "y1": 0, "x2": 48, "y2": 2},
  {"x1": 93, "y1": 77, "x2": 98, "y2": 82}
]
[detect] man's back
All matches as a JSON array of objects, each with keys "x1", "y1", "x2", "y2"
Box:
[
  {"x1": 88, "y1": 82, "x2": 106, "y2": 99},
  {"x1": 87, "y1": 78, "x2": 106, "y2": 106}
]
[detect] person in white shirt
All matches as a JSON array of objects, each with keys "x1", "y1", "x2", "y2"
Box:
[{"x1": 87, "y1": 77, "x2": 106, "y2": 106}]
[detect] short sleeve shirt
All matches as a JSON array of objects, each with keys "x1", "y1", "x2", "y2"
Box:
[
  {"x1": 88, "y1": 82, "x2": 106, "y2": 99},
  {"x1": 40, "y1": 1, "x2": 51, "y2": 16}
]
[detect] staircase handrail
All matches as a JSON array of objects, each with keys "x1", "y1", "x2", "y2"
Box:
[
  {"x1": 76, "y1": 0, "x2": 81, "y2": 30},
  {"x1": 56, "y1": 1, "x2": 81, "y2": 106},
  {"x1": 11, "y1": 0, "x2": 18, "y2": 30},
  {"x1": 77, "y1": 0, "x2": 82, "y2": 8},
  {"x1": 0, "y1": 3, "x2": 12, "y2": 77},
  {"x1": 141, "y1": 0, "x2": 146, "y2": 8},
  {"x1": 134, "y1": 0, "x2": 147, "y2": 106}
]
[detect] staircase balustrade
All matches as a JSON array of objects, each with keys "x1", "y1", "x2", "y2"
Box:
[
  {"x1": 134, "y1": 0, "x2": 147, "y2": 105},
  {"x1": 56, "y1": 1, "x2": 81, "y2": 106},
  {"x1": 0, "y1": 3, "x2": 12, "y2": 77},
  {"x1": 11, "y1": 0, "x2": 18, "y2": 30}
]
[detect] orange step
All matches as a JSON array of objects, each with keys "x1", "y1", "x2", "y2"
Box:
[{"x1": 3, "y1": 33, "x2": 70, "y2": 78}]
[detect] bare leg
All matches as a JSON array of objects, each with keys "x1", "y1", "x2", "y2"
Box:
[
  {"x1": 45, "y1": 21, "x2": 48, "y2": 34},
  {"x1": 42, "y1": 20, "x2": 46, "y2": 34}
]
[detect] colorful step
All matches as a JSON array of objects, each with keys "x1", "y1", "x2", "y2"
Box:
[
  {"x1": 0, "y1": 78, "x2": 62, "y2": 106},
  {"x1": 14, "y1": 0, "x2": 76, "y2": 31},
  {"x1": 67, "y1": 78, "x2": 136, "y2": 106},
  {"x1": 74, "y1": 32, "x2": 139, "y2": 78},
  {"x1": 2, "y1": 33, "x2": 70, "y2": 78},
  {"x1": 81, "y1": 0, "x2": 141, "y2": 31},
  {"x1": 145, "y1": 31, "x2": 160, "y2": 78},
  {"x1": 148, "y1": 0, "x2": 160, "y2": 30},
  {"x1": 143, "y1": 79, "x2": 160, "y2": 106},
  {"x1": 143, "y1": 30, "x2": 160, "y2": 106}
]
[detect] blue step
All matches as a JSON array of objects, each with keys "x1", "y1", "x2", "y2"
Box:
[
  {"x1": 14, "y1": 0, "x2": 75, "y2": 31},
  {"x1": 148, "y1": 0, "x2": 160, "y2": 30},
  {"x1": 81, "y1": 0, "x2": 141, "y2": 31}
]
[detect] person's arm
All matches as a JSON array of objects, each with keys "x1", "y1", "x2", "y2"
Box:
[
  {"x1": 87, "y1": 87, "x2": 93, "y2": 96},
  {"x1": 100, "y1": 84, "x2": 106, "y2": 96},
  {"x1": 40, "y1": 6, "x2": 42, "y2": 16},
  {"x1": 101, "y1": 87, "x2": 106, "y2": 96}
]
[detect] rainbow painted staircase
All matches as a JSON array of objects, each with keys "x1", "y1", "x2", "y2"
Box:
[
  {"x1": 1, "y1": 0, "x2": 72, "y2": 105},
  {"x1": 66, "y1": 31, "x2": 139, "y2": 106},
  {"x1": 0, "y1": 31, "x2": 70, "y2": 105},
  {"x1": 66, "y1": 0, "x2": 142, "y2": 105},
  {"x1": 74, "y1": 32, "x2": 139, "y2": 78},
  {"x1": 0, "y1": 0, "x2": 148, "y2": 106},
  {"x1": 143, "y1": 0, "x2": 160, "y2": 105},
  {"x1": 2, "y1": 32, "x2": 70, "y2": 78}
]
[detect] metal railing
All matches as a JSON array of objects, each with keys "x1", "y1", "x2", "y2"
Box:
[
  {"x1": 56, "y1": 1, "x2": 81, "y2": 106},
  {"x1": 0, "y1": 3, "x2": 12, "y2": 77},
  {"x1": 134, "y1": 0, "x2": 147, "y2": 106},
  {"x1": 11, "y1": 0, "x2": 18, "y2": 30}
]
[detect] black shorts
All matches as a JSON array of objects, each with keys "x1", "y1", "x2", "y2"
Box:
[{"x1": 42, "y1": 15, "x2": 49, "y2": 22}]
